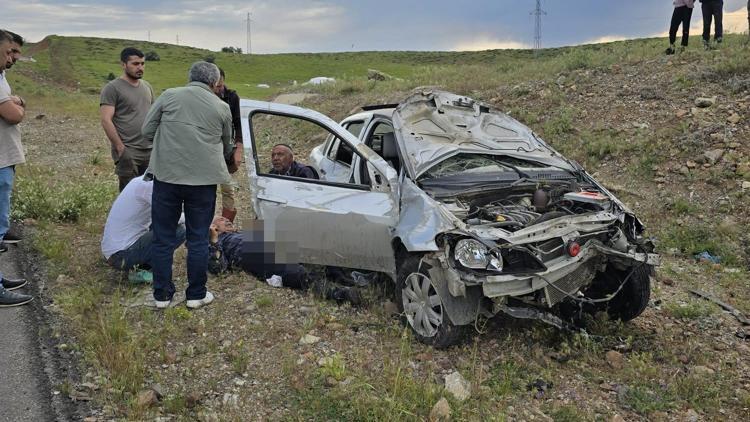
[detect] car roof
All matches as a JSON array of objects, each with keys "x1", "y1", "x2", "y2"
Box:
[{"x1": 343, "y1": 107, "x2": 395, "y2": 123}]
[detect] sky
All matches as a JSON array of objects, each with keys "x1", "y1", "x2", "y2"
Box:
[{"x1": 3, "y1": 0, "x2": 749, "y2": 53}]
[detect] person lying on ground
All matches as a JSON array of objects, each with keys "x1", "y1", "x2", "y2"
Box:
[
  {"x1": 101, "y1": 176, "x2": 185, "y2": 282},
  {"x1": 207, "y1": 216, "x2": 361, "y2": 305}
]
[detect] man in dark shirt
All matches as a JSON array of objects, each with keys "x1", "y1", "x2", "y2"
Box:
[
  {"x1": 214, "y1": 68, "x2": 243, "y2": 222},
  {"x1": 269, "y1": 144, "x2": 317, "y2": 179},
  {"x1": 207, "y1": 216, "x2": 360, "y2": 305}
]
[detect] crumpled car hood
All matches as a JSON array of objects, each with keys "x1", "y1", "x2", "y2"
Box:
[{"x1": 392, "y1": 89, "x2": 575, "y2": 179}]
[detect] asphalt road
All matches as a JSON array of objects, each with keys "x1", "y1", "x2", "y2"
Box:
[{"x1": 0, "y1": 243, "x2": 59, "y2": 422}]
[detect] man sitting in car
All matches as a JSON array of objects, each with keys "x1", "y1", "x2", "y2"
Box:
[{"x1": 269, "y1": 143, "x2": 317, "y2": 179}]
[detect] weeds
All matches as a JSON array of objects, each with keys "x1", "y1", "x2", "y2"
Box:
[{"x1": 663, "y1": 300, "x2": 716, "y2": 319}]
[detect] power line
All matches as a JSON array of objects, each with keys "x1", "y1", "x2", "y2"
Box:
[
  {"x1": 246, "y1": 12, "x2": 253, "y2": 55},
  {"x1": 531, "y1": 0, "x2": 546, "y2": 54}
]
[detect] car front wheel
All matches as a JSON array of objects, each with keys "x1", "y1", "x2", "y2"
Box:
[
  {"x1": 396, "y1": 256, "x2": 468, "y2": 349},
  {"x1": 585, "y1": 264, "x2": 652, "y2": 322}
]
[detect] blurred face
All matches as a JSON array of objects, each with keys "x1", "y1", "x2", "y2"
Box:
[
  {"x1": 213, "y1": 76, "x2": 225, "y2": 95},
  {"x1": 271, "y1": 145, "x2": 294, "y2": 172},
  {"x1": 6, "y1": 41, "x2": 21, "y2": 69},
  {"x1": 121, "y1": 55, "x2": 145, "y2": 80},
  {"x1": 0, "y1": 40, "x2": 11, "y2": 70},
  {"x1": 211, "y1": 216, "x2": 235, "y2": 234}
]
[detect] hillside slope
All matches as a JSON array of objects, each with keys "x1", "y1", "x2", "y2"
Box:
[{"x1": 6, "y1": 34, "x2": 750, "y2": 420}]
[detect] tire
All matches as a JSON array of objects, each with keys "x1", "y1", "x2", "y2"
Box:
[
  {"x1": 584, "y1": 264, "x2": 652, "y2": 322},
  {"x1": 396, "y1": 255, "x2": 469, "y2": 349}
]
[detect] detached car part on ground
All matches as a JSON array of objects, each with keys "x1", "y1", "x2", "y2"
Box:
[{"x1": 241, "y1": 90, "x2": 659, "y2": 348}]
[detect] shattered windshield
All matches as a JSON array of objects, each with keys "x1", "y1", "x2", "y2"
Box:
[
  {"x1": 419, "y1": 153, "x2": 577, "y2": 193},
  {"x1": 421, "y1": 154, "x2": 554, "y2": 179}
]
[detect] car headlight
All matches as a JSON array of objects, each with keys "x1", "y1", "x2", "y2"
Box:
[{"x1": 454, "y1": 239, "x2": 503, "y2": 271}]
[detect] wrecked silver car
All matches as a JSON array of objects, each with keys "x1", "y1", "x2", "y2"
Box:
[{"x1": 241, "y1": 90, "x2": 659, "y2": 348}]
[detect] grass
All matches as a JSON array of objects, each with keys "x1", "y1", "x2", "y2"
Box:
[{"x1": 10, "y1": 32, "x2": 750, "y2": 420}]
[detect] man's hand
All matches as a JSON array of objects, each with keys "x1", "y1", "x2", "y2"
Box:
[
  {"x1": 114, "y1": 142, "x2": 126, "y2": 158},
  {"x1": 209, "y1": 225, "x2": 219, "y2": 244},
  {"x1": 232, "y1": 143, "x2": 244, "y2": 166},
  {"x1": 10, "y1": 96, "x2": 25, "y2": 108}
]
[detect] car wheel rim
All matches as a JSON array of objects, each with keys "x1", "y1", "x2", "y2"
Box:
[{"x1": 402, "y1": 272, "x2": 443, "y2": 338}]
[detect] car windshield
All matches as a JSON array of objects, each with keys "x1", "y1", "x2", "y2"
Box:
[{"x1": 419, "y1": 154, "x2": 576, "y2": 193}]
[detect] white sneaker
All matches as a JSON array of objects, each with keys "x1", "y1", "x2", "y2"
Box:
[
  {"x1": 186, "y1": 291, "x2": 214, "y2": 309},
  {"x1": 155, "y1": 299, "x2": 171, "y2": 309}
]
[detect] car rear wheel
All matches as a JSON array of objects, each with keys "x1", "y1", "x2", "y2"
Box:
[
  {"x1": 396, "y1": 256, "x2": 468, "y2": 348},
  {"x1": 585, "y1": 264, "x2": 652, "y2": 322}
]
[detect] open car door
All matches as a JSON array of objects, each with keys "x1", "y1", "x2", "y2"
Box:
[{"x1": 240, "y1": 100, "x2": 399, "y2": 273}]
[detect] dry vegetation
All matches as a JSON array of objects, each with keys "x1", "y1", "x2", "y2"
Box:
[{"x1": 8, "y1": 34, "x2": 750, "y2": 420}]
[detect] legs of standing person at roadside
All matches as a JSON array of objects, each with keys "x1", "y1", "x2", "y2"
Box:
[
  {"x1": 151, "y1": 179, "x2": 216, "y2": 305},
  {"x1": 702, "y1": 1, "x2": 724, "y2": 48},
  {"x1": 668, "y1": 6, "x2": 693, "y2": 54},
  {"x1": 220, "y1": 183, "x2": 237, "y2": 222},
  {"x1": 0, "y1": 166, "x2": 14, "y2": 252}
]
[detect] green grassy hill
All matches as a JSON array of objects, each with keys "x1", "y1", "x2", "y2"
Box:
[
  {"x1": 10, "y1": 34, "x2": 703, "y2": 101},
  {"x1": 7, "y1": 34, "x2": 750, "y2": 421}
]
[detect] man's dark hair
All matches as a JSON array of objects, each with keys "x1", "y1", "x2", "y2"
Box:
[
  {"x1": 219, "y1": 67, "x2": 225, "y2": 79},
  {"x1": 0, "y1": 30, "x2": 12, "y2": 44},
  {"x1": 5, "y1": 31, "x2": 23, "y2": 46},
  {"x1": 120, "y1": 47, "x2": 144, "y2": 63}
]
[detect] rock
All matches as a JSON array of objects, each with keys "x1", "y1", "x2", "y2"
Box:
[
  {"x1": 197, "y1": 411, "x2": 220, "y2": 422},
  {"x1": 683, "y1": 408, "x2": 700, "y2": 422},
  {"x1": 150, "y1": 384, "x2": 164, "y2": 399},
  {"x1": 444, "y1": 371, "x2": 471, "y2": 402},
  {"x1": 679, "y1": 355, "x2": 690, "y2": 364},
  {"x1": 606, "y1": 350, "x2": 625, "y2": 370},
  {"x1": 686, "y1": 160, "x2": 697, "y2": 169},
  {"x1": 163, "y1": 351, "x2": 177, "y2": 364},
  {"x1": 186, "y1": 391, "x2": 201, "y2": 408},
  {"x1": 327, "y1": 322, "x2": 345, "y2": 331},
  {"x1": 299, "y1": 305, "x2": 316, "y2": 315},
  {"x1": 325, "y1": 376, "x2": 339, "y2": 387},
  {"x1": 318, "y1": 356, "x2": 335, "y2": 367},
  {"x1": 694, "y1": 97, "x2": 716, "y2": 108},
  {"x1": 35, "y1": 114, "x2": 45, "y2": 120},
  {"x1": 222, "y1": 393, "x2": 239, "y2": 408},
  {"x1": 136, "y1": 389, "x2": 159, "y2": 408},
  {"x1": 367, "y1": 69, "x2": 393, "y2": 81},
  {"x1": 703, "y1": 149, "x2": 724, "y2": 165},
  {"x1": 299, "y1": 334, "x2": 321, "y2": 345},
  {"x1": 675, "y1": 109, "x2": 689, "y2": 118},
  {"x1": 429, "y1": 397, "x2": 452, "y2": 421},
  {"x1": 691, "y1": 365, "x2": 715, "y2": 376},
  {"x1": 736, "y1": 162, "x2": 750, "y2": 178},
  {"x1": 383, "y1": 301, "x2": 400, "y2": 316},
  {"x1": 742, "y1": 181, "x2": 750, "y2": 192},
  {"x1": 727, "y1": 113, "x2": 741, "y2": 124}
]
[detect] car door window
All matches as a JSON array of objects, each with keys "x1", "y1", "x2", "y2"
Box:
[
  {"x1": 326, "y1": 121, "x2": 363, "y2": 166},
  {"x1": 250, "y1": 111, "x2": 365, "y2": 186}
]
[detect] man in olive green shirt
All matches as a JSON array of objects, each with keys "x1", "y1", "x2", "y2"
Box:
[
  {"x1": 100, "y1": 47, "x2": 154, "y2": 191},
  {"x1": 141, "y1": 61, "x2": 233, "y2": 310}
]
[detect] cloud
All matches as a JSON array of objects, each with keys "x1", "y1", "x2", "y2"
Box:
[{"x1": 451, "y1": 36, "x2": 529, "y2": 51}]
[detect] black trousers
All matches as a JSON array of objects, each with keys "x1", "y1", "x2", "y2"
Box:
[
  {"x1": 702, "y1": 0, "x2": 723, "y2": 42},
  {"x1": 669, "y1": 6, "x2": 694, "y2": 46}
]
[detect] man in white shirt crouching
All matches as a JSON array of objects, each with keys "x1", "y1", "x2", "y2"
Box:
[{"x1": 101, "y1": 176, "x2": 185, "y2": 282}]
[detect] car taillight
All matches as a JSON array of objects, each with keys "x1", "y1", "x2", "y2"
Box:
[{"x1": 567, "y1": 241, "x2": 581, "y2": 257}]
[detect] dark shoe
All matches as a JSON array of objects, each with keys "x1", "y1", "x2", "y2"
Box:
[
  {"x1": 2, "y1": 229, "x2": 22, "y2": 244},
  {"x1": 716, "y1": 37, "x2": 723, "y2": 44},
  {"x1": 665, "y1": 46, "x2": 675, "y2": 55},
  {"x1": 0, "y1": 289, "x2": 33, "y2": 307},
  {"x1": 330, "y1": 287, "x2": 362, "y2": 306},
  {"x1": 1, "y1": 277, "x2": 27, "y2": 291}
]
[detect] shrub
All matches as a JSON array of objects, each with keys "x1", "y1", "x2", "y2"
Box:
[
  {"x1": 144, "y1": 51, "x2": 160, "y2": 61},
  {"x1": 106, "y1": 72, "x2": 116, "y2": 81}
]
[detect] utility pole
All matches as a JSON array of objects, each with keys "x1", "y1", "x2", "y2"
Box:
[
  {"x1": 246, "y1": 12, "x2": 253, "y2": 55},
  {"x1": 531, "y1": 0, "x2": 546, "y2": 56}
]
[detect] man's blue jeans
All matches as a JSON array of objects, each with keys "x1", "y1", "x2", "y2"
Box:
[
  {"x1": 151, "y1": 179, "x2": 216, "y2": 301},
  {"x1": 107, "y1": 225, "x2": 186, "y2": 271},
  {"x1": 0, "y1": 166, "x2": 15, "y2": 241}
]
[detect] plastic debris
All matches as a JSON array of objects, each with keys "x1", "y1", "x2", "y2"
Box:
[
  {"x1": 265, "y1": 274, "x2": 283, "y2": 288},
  {"x1": 694, "y1": 251, "x2": 720, "y2": 264}
]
